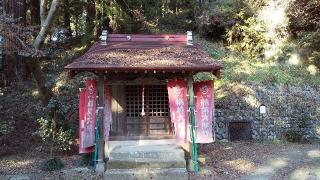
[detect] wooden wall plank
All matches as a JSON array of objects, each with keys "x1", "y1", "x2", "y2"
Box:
[{"x1": 110, "y1": 85, "x2": 126, "y2": 136}]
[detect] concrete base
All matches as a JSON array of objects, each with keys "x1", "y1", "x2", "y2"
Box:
[
  {"x1": 95, "y1": 162, "x2": 105, "y2": 175},
  {"x1": 107, "y1": 144, "x2": 186, "y2": 169},
  {"x1": 108, "y1": 158, "x2": 186, "y2": 169},
  {"x1": 104, "y1": 168, "x2": 188, "y2": 180},
  {"x1": 187, "y1": 158, "x2": 199, "y2": 172},
  {"x1": 105, "y1": 141, "x2": 188, "y2": 179},
  {"x1": 105, "y1": 139, "x2": 175, "y2": 158}
]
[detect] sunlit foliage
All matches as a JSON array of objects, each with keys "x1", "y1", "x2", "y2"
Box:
[{"x1": 197, "y1": 0, "x2": 319, "y2": 71}]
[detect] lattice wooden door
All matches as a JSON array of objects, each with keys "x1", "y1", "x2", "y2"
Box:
[{"x1": 125, "y1": 85, "x2": 171, "y2": 137}]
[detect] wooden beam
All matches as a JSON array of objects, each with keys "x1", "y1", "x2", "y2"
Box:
[
  {"x1": 105, "y1": 78, "x2": 167, "y2": 85},
  {"x1": 104, "y1": 73, "x2": 188, "y2": 82}
]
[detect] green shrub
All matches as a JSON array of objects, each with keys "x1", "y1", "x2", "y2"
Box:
[
  {"x1": 41, "y1": 157, "x2": 64, "y2": 171},
  {"x1": 54, "y1": 127, "x2": 74, "y2": 151},
  {"x1": 37, "y1": 97, "x2": 74, "y2": 155},
  {"x1": 288, "y1": 1, "x2": 320, "y2": 69},
  {"x1": 287, "y1": 0, "x2": 320, "y2": 36},
  {"x1": 297, "y1": 115, "x2": 310, "y2": 129},
  {"x1": 196, "y1": 0, "x2": 243, "y2": 40},
  {"x1": 297, "y1": 29, "x2": 320, "y2": 50},
  {"x1": 0, "y1": 121, "x2": 14, "y2": 135},
  {"x1": 196, "y1": 0, "x2": 265, "y2": 40},
  {"x1": 194, "y1": 72, "x2": 214, "y2": 81},
  {"x1": 158, "y1": 11, "x2": 195, "y2": 33},
  {"x1": 285, "y1": 130, "x2": 302, "y2": 143},
  {"x1": 227, "y1": 16, "x2": 268, "y2": 60},
  {"x1": 310, "y1": 51, "x2": 320, "y2": 69},
  {"x1": 294, "y1": 27, "x2": 320, "y2": 69},
  {"x1": 37, "y1": 117, "x2": 74, "y2": 152}
]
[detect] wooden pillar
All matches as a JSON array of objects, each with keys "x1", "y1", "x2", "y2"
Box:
[
  {"x1": 186, "y1": 73, "x2": 197, "y2": 172},
  {"x1": 96, "y1": 75, "x2": 105, "y2": 174}
]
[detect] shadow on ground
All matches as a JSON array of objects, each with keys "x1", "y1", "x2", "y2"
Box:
[{"x1": 246, "y1": 146, "x2": 320, "y2": 180}]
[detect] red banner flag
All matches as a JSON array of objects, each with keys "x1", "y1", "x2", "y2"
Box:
[
  {"x1": 79, "y1": 89, "x2": 94, "y2": 153},
  {"x1": 194, "y1": 81, "x2": 214, "y2": 143},
  {"x1": 104, "y1": 85, "x2": 112, "y2": 143},
  {"x1": 167, "y1": 79, "x2": 190, "y2": 143},
  {"x1": 82, "y1": 80, "x2": 97, "y2": 148}
]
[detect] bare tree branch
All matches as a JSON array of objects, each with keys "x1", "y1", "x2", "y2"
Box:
[
  {"x1": 40, "y1": 0, "x2": 46, "y2": 26},
  {"x1": 0, "y1": 0, "x2": 58, "y2": 105},
  {"x1": 0, "y1": 15, "x2": 43, "y2": 57},
  {"x1": 34, "y1": 0, "x2": 59, "y2": 49}
]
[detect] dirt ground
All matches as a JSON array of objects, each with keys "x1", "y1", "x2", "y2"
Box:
[
  {"x1": 0, "y1": 149, "x2": 101, "y2": 180},
  {"x1": 0, "y1": 141, "x2": 319, "y2": 180},
  {"x1": 193, "y1": 141, "x2": 320, "y2": 180}
]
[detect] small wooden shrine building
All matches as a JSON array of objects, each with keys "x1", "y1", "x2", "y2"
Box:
[{"x1": 65, "y1": 32, "x2": 222, "y2": 173}]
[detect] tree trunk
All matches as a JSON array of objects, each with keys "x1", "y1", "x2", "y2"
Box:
[
  {"x1": 86, "y1": 0, "x2": 96, "y2": 36},
  {"x1": 34, "y1": 0, "x2": 58, "y2": 49},
  {"x1": 29, "y1": 0, "x2": 59, "y2": 104},
  {"x1": 14, "y1": 0, "x2": 26, "y2": 83},
  {"x1": 75, "y1": 16, "x2": 79, "y2": 36},
  {"x1": 28, "y1": 0, "x2": 41, "y2": 79},
  {"x1": 30, "y1": 0, "x2": 41, "y2": 25},
  {"x1": 96, "y1": 4, "x2": 111, "y2": 36},
  {"x1": 13, "y1": 0, "x2": 26, "y2": 25},
  {"x1": 63, "y1": 0, "x2": 72, "y2": 36},
  {"x1": 26, "y1": 58, "x2": 53, "y2": 104},
  {"x1": 40, "y1": 0, "x2": 46, "y2": 25},
  {"x1": 3, "y1": 0, "x2": 13, "y2": 15},
  {"x1": 4, "y1": 54, "x2": 17, "y2": 81},
  {"x1": 3, "y1": 0, "x2": 26, "y2": 81}
]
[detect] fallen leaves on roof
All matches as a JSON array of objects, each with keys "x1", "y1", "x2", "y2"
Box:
[{"x1": 66, "y1": 42, "x2": 221, "y2": 71}]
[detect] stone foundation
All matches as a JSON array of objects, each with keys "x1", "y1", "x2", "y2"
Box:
[{"x1": 214, "y1": 83, "x2": 320, "y2": 141}]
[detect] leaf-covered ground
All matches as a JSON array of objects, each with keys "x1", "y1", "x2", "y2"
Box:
[
  {"x1": 0, "y1": 80, "x2": 42, "y2": 157},
  {"x1": 0, "y1": 141, "x2": 319, "y2": 179},
  {"x1": 193, "y1": 141, "x2": 320, "y2": 180},
  {"x1": 0, "y1": 145, "x2": 100, "y2": 179}
]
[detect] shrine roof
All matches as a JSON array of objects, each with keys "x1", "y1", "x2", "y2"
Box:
[{"x1": 65, "y1": 34, "x2": 222, "y2": 76}]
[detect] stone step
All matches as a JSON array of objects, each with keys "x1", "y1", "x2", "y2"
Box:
[
  {"x1": 109, "y1": 144, "x2": 185, "y2": 159},
  {"x1": 107, "y1": 144, "x2": 186, "y2": 169},
  {"x1": 104, "y1": 168, "x2": 188, "y2": 180},
  {"x1": 107, "y1": 157, "x2": 186, "y2": 169}
]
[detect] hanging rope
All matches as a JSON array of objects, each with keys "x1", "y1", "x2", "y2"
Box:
[{"x1": 141, "y1": 84, "x2": 145, "y2": 116}]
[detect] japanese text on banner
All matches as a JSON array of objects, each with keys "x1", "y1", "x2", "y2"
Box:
[
  {"x1": 167, "y1": 80, "x2": 189, "y2": 143},
  {"x1": 194, "y1": 81, "x2": 214, "y2": 143},
  {"x1": 83, "y1": 80, "x2": 97, "y2": 148},
  {"x1": 79, "y1": 88, "x2": 94, "y2": 153}
]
